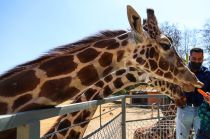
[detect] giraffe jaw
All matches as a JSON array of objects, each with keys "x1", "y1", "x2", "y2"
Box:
[
  {"x1": 181, "y1": 83, "x2": 195, "y2": 92},
  {"x1": 181, "y1": 80, "x2": 204, "y2": 92}
]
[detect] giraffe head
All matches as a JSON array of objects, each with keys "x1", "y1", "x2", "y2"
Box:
[{"x1": 126, "y1": 5, "x2": 203, "y2": 92}]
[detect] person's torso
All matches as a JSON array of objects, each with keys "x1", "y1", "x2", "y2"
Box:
[{"x1": 185, "y1": 66, "x2": 210, "y2": 106}]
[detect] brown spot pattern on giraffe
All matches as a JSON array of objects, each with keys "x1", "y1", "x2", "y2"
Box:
[
  {"x1": 144, "y1": 62, "x2": 149, "y2": 69},
  {"x1": 0, "y1": 102, "x2": 8, "y2": 114},
  {"x1": 83, "y1": 88, "x2": 97, "y2": 100},
  {"x1": 174, "y1": 68, "x2": 179, "y2": 76},
  {"x1": 71, "y1": 111, "x2": 79, "y2": 117},
  {"x1": 68, "y1": 130, "x2": 81, "y2": 139},
  {"x1": 129, "y1": 67, "x2": 136, "y2": 71},
  {"x1": 103, "y1": 85, "x2": 113, "y2": 97},
  {"x1": 98, "y1": 52, "x2": 113, "y2": 67},
  {"x1": 126, "y1": 73, "x2": 137, "y2": 82},
  {"x1": 121, "y1": 40, "x2": 128, "y2": 46},
  {"x1": 134, "y1": 48, "x2": 138, "y2": 54},
  {"x1": 140, "y1": 49, "x2": 145, "y2": 55},
  {"x1": 169, "y1": 64, "x2": 175, "y2": 72},
  {"x1": 151, "y1": 46, "x2": 159, "y2": 61},
  {"x1": 164, "y1": 72, "x2": 173, "y2": 79},
  {"x1": 145, "y1": 48, "x2": 150, "y2": 58},
  {"x1": 118, "y1": 34, "x2": 128, "y2": 40},
  {"x1": 113, "y1": 78, "x2": 124, "y2": 89},
  {"x1": 93, "y1": 40, "x2": 110, "y2": 48},
  {"x1": 57, "y1": 119, "x2": 71, "y2": 136},
  {"x1": 136, "y1": 57, "x2": 146, "y2": 65},
  {"x1": 95, "y1": 80, "x2": 104, "y2": 88},
  {"x1": 149, "y1": 47, "x2": 156, "y2": 58},
  {"x1": 116, "y1": 69, "x2": 126, "y2": 76},
  {"x1": 159, "y1": 57, "x2": 169, "y2": 71},
  {"x1": 154, "y1": 81, "x2": 158, "y2": 86},
  {"x1": 77, "y1": 48, "x2": 100, "y2": 63},
  {"x1": 158, "y1": 81, "x2": 162, "y2": 86},
  {"x1": 0, "y1": 70, "x2": 40, "y2": 97},
  {"x1": 103, "y1": 66, "x2": 113, "y2": 77},
  {"x1": 133, "y1": 54, "x2": 138, "y2": 59},
  {"x1": 93, "y1": 39, "x2": 119, "y2": 49},
  {"x1": 39, "y1": 77, "x2": 80, "y2": 102},
  {"x1": 75, "y1": 98, "x2": 82, "y2": 103},
  {"x1": 39, "y1": 55, "x2": 77, "y2": 77},
  {"x1": 117, "y1": 50, "x2": 125, "y2": 62},
  {"x1": 12, "y1": 94, "x2": 32, "y2": 110},
  {"x1": 51, "y1": 134, "x2": 59, "y2": 139},
  {"x1": 156, "y1": 69, "x2": 164, "y2": 76},
  {"x1": 137, "y1": 71, "x2": 145, "y2": 76},
  {"x1": 92, "y1": 94, "x2": 101, "y2": 100},
  {"x1": 78, "y1": 65, "x2": 99, "y2": 86},
  {"x1": 73, "y1": 110, "x2": 91, "y2": 126},
  {"x1": 104, "y1": 74, "x2": 113, "y2": 83},
  {"x1": 149, "y1": 59, "x2": 158, "y2": 71}
]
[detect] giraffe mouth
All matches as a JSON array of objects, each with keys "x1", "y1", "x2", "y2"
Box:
[
  {"x1": 181, "y1": 83, "x2": 195, "y2": 92},
  {"x1": 193, "y1": 80, "x2": 204, "y2": 88},
  {"x1": 181, "y1": 81, "x2": 204, "y2": 92}
]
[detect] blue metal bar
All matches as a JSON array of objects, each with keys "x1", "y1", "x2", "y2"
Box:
[
  {"x1": 17, "y1": 121, "x2": 40, "y2": 139},
  {"x1": 0, "y1": 95, "x2": 124, "y2": 131},
  {"x1": 121, "y1": 97, "x2": 126, "y2": 139}
]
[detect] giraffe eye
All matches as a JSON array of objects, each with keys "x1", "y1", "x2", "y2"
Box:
[{"x1": 160, "y1": 43, "x2": 171, "y2": 51}]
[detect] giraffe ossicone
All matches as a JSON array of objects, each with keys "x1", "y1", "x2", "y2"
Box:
[{"x1": 0, "y1": 5, "x2": 203, "y2": 139}]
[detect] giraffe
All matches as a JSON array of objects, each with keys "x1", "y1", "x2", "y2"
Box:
[
  {"x1": 0, "y1": 5, "x2": 203, "y2": 138},
  {"x1": 43, "y1": 67, "x2": 186, "y2": 139}
]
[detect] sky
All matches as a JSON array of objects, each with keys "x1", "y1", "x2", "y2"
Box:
[{"x1": 0, "y1": 0, "x2": 210, "y2": 74}]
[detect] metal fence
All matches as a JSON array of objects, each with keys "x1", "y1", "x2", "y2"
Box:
[
  {"x1": 0, "y1": 95, "x2": 193, "y2": 139},
  {"x1": 126, "y1": 95, "x2": 176, "y2": 139}
]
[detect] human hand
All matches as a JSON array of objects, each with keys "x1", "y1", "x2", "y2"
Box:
[{"x1": 204, "y1": 92, "x2": 210, "y2": 104}]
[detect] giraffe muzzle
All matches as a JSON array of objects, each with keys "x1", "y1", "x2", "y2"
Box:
[
  {"x1": 193, "y1": 80, "x2": 204, "y2": 88},
  {"x1": 181, "y1": 81, "x2": 204, "y2": 92}
]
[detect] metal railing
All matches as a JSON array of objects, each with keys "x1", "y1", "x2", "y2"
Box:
[{"x1": 0, "y1": 94, "x2": 175, "y2": 139}]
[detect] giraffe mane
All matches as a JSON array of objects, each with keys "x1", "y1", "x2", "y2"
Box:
[
  {"x1": 0, "y1": 30, "x2": 126, "y2": 80},
  {"x1": 51, "y1": 30, "x2": 126, "y2": 53}
]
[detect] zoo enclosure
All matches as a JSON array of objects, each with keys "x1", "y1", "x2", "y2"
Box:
[{"x1": 0, "y1": 95, "x2": 179, "y2": 139}]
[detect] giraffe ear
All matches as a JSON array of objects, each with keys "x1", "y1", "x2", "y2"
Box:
[
  {"x1": 127, "y1": 5, "x2": 143, "y2": 35},
  {"x1": 143, "y1": 8, "x2": 161, "y2": 39}
]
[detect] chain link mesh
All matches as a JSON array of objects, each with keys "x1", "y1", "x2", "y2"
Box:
[
  {"x1": 84, "y1": 113, "x2": 122, "y2": 139},
  {"x1": 42, "y1": 96, "x2": 194, "y2": 139}
]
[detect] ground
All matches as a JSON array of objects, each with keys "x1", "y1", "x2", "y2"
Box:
[{"x1": 40, "y1": 98, "x2": 160, "y2": 138}]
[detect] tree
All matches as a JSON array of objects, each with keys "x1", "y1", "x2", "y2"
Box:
[
  {"x1": 160, "y1": 22, "x2": 182, "y2": 50},
  {"x1": 202, "y1": 19, "x2": 210, "y2": 52}
]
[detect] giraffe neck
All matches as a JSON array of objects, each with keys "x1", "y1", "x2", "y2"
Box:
[
  {"x1": 0, "y1": 30, "x2": 138, "y2": 114},
  {"x1": 44, "y1": 67, "x2": 185, "y2": 139}
]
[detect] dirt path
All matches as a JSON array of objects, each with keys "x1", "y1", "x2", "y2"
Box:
[{"x1": 40, "y1": 100, "x2": 159, "y2": 138}]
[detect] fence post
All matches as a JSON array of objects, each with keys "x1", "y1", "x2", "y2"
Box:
[
  {"x1": 157, "y1": 102, "x2": 160, "y2": 121},
  {"x1": 99, "y1": 104, "x2": 102, "y2": 127},
  {"x1": 121, "y1": 96, "x2": 126, "y2": 139},
  {"x1": 17, "y1": 121, "x2": 40, "y2": 139}
]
